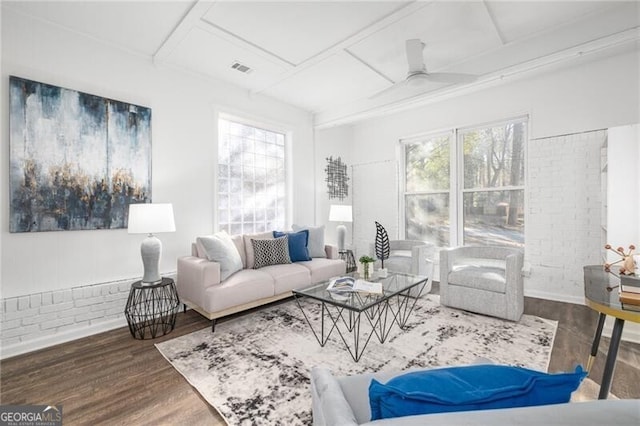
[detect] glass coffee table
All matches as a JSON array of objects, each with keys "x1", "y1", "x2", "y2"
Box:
[{"x1": 292, "y1": 272, "x2": 431, "y2": 362}]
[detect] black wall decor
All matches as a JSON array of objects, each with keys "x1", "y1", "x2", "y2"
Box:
[
  {"x1": 325, "y1": 156, "x2": 349, "y2": 200},
  {"x1": 375, "y1": 221, "x2": 390, "y2": 268}
]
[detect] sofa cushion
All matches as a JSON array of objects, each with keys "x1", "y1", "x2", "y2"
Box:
[
  {"x1": 298, "y1": 258, "x2": 347, "y2": 284},
  {"x1": 252, "y1": 236, "x2": 292, "y2": 269},
  {"x1": 261, "y1": 263, "x2": 311, "y2": 294},
  {"x1": 243, "y1": 231, "x2": 274, "y2": 269},
  {"x1": 273, "y1": 230, "x2": 311, "y2": 262},
  {"x1": 292, "y1": 224, "x2": 326, "y2": 258},
  {"x1": 230, "y1": 234, "x2": 246, "y2": 268},
  {"x1": 196, "y1": 231, "x2": 243, "y2": 281},
  {"x1": 203, "y1": 269, "x2": 275, "y2": 313},
  {"x1": 368, "y1": 364, "x2": 586, "y2": 421},
  {"x1": 448, "y1": 265, "x2": 506, "y2": 293}
]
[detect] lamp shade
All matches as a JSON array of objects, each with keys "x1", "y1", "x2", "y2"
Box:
[
  {"x1": 329, "y1": 205, "x2": 352, "y2": 223},
  {"x1": 128, "y1": 203, "x2": 176, "y2": 234}
]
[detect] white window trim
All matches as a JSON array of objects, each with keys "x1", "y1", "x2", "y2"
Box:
[
  {"x1": 400, "y1": 115, "x2": 528, "y2": 248},
  {"x1": 216, "y1": 112, "x2": 293, "y2": 233}
]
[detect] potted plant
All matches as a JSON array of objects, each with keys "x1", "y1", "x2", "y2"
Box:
[{"x1": 359, "y1": 255, "x2": 375, "y2": 280}]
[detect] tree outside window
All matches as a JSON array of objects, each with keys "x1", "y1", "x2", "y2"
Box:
[{"x1": 402, "y1": 118, "x2": 526, "y2": 248}]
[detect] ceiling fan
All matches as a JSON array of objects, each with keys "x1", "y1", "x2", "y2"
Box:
[{"x1": 371, "y1": 39, "x2": 477, "y2": 99}]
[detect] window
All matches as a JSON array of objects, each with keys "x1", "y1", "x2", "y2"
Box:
[
  {"x1": 404, "y1": 133, "x2": 453, "y2": 246},
  {"x1": 217, "y1": 117, "x2": 287, "y2": 235},
  {"x1": 402, "y1": 117, "x2": 526, "y2": 248}
]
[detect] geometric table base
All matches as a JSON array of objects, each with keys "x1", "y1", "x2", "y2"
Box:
[{"x1": 124, "y1": 278, "x2": 180, "y2": 339}]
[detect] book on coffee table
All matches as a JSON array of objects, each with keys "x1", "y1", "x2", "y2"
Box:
[{"x1": 327, "y1": 277, "x2": 382, "y2": 295}]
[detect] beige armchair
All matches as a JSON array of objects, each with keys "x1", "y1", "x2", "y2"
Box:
[{"x1": 439, "y1": 246, "x2": 524, "y2": 321}]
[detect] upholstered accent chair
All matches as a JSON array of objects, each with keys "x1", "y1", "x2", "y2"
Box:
[
  {"x1": 376, "y1": 240, "x2": 435, "y2": 277},
  {"x1": 439, "y1": 246, "x2": 524, "y2": 321}
]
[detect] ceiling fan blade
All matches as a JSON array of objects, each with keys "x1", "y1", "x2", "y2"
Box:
[
  {"x1": 405, "y1": 39, "x2": 425, "y2": 74},
  {"x1": 424, "y1": 72, "x2": 477, "y2": 84}
]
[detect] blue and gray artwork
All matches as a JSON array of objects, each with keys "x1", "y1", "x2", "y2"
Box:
[{"x1": 9, "y1": 76, "x2": 152, "y2": 232}]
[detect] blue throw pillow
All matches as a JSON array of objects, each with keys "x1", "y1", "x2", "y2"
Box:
[
  {"x1": 273, "y1": 230, "x2": 311, "y2": 262},
  {"x1": 368, "y1": 364, "x2": 586, "y2": 421}
]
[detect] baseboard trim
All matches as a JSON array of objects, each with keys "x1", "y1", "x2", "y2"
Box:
[
  {"x1": 602, "y1": 318, "x2": 640, "y2": 344},
  {"x1": 524, "y1": 289, "x2": 585, "y2": 306},
  {"x1": 0, "y1": 317, "x2": 128, "y2": 360}
]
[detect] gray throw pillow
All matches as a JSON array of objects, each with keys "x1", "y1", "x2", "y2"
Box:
[
  {"x1": 252, "y1": 236, "x2": 292, "y2": 269},
  {"x1": 196, "y1": 231, "x2": 243, "y2": 280},
  {"x1": 292, "y1": 224, "x2": 326, "y2": 258}
]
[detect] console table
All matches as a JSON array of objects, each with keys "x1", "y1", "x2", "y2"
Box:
[
  {"x1": 124, "y1": 277, "x2": 180, "y2": 339},
  {"x1": 583, "y1": 265, "x2": 640, "y2": 399}
]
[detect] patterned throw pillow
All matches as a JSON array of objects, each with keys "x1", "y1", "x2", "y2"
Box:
[{"x1": 252, "y1": 236, "x2": 292, "y2": 269}]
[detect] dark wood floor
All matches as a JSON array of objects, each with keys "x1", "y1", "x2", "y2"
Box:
[{"x1": 1, "y1": 295, "x2": 639, "y2": 425}]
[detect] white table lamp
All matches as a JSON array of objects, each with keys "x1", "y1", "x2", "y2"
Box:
[
  {"x1": 128, "y1": 203, "x2": 176, "y2": 284},
  {"x1": 329, "y1": 204, "x2": 352, "y2": 251}
]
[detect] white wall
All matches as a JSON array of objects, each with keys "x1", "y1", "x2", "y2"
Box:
[
  {"x1": 607, "y1": 124, "x2": 640, "y2": 256},
  {"x1": 316, "y1": 47, "x2": 639, "y2": 304},
  {"x1": 0, "y1": 2, "x2": 3, "y2": 305},
  {"x1": 604, "y1": 124, "x2": 640, "y2": 343},
  {"x1": 0, "y1": 8, "x2": 314, "y2": 356},
  {"x1": 313, "y1": 125, "x2": 354, "y2": 247}
]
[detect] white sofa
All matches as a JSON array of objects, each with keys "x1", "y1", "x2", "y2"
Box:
[
  {"x1": 311, "y1": 367, "x2": 640, "y2": 426},
  {"x1": 176, "y1": 231, "x2": 346, "y2": 331}
]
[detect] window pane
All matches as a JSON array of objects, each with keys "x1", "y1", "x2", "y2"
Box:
[
  {"x1": 404, "y1": 194, "x2": 450, "y2": 246},
  {"x1": 218, "y1": 118, "x2": 287, "y2": 234},
  {"x1": 463, "y1": 190, "x2": 524, "y2": 248},
  {"x1": 405, "y1": 135, "x2": 450, "y2": 192},
  {"x1": 462, "y1": 121, "x2": 526, "y2": 189}
]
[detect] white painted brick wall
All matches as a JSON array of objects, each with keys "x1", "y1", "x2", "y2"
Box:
[
  {"x1": 0, "y1": 272, "x2": 177, "y2": 358},
  {"x1": 525, "y1": 129, "x2": 607, "y2": 303}
]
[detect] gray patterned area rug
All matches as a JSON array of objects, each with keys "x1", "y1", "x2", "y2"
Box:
[{"x1": 156, "y1": 295, "x2": 557, "y2": 425}]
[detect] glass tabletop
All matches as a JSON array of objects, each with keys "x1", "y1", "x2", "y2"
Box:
[
  {"x1": 583, "y1": 265, "x2": 640, "y2": 322},
  {"x1": 293, "y1": 272, "x2": 428, "y2": 312}
]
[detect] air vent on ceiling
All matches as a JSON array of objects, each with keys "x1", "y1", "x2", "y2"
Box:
[{"x1": 230, "y1": 61, "x2": 252, "y2": 74}]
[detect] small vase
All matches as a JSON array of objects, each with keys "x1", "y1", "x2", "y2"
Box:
[{"x1": 363, "y1": 263, "x2": 370, "y2": 280}]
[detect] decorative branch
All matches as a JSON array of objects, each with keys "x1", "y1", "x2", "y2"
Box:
[{"x1": 375, "y1": 221, "x2": 390, "y2": 269}]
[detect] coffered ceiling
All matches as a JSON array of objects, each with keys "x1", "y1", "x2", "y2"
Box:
[{"x1": 4, "y1": 1, "x2": 639, "y2": 127}]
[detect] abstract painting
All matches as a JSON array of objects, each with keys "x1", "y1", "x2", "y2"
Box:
[{"x1": 9, "y1": 76, "x2": 152, "y2": 232}]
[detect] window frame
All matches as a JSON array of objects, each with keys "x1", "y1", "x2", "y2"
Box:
[
  {"x1": 400, "y1": 116, "x2": 528, "y2": 249},
  {"x1": 216, "y1": 112, "x2": 292, "y2": 234},
  {"x1": 400, "y1": 130, "x2": 456, "y2": 246}
]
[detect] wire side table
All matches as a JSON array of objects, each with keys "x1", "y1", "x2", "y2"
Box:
[
  {"x1": 124, "y1": 277, "x2": 180, "y2": 339},
  {"x1": 339, "y1": 249, "x2": 357, "y2": 273}
]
